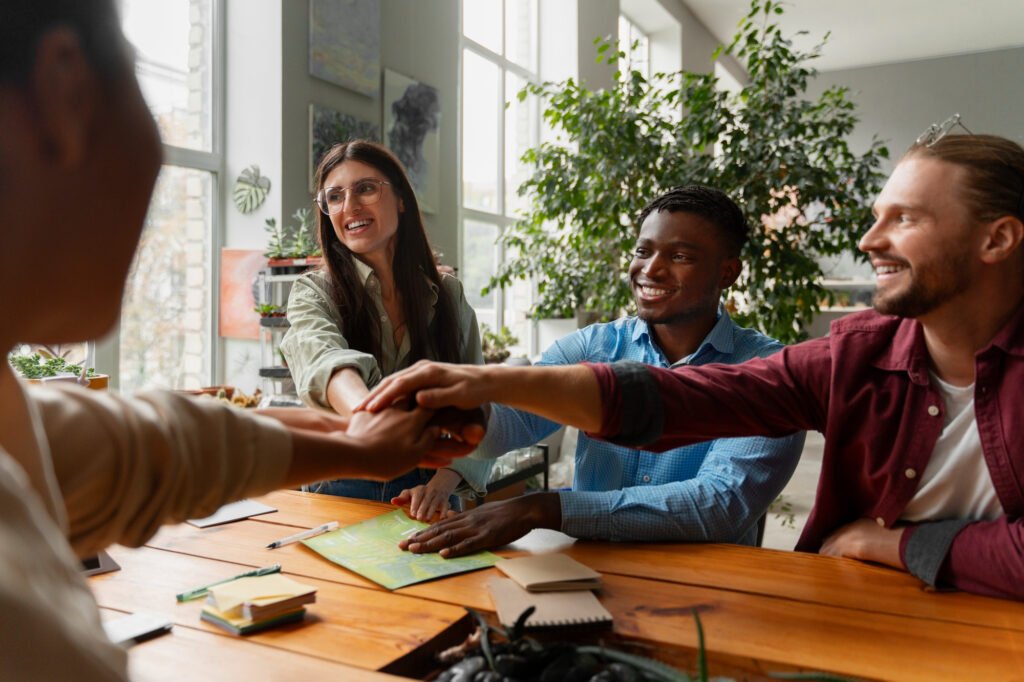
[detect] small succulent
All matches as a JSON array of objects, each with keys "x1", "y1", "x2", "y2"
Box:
[{"x1": 264, "y1": 217, "x2": 289, "y2": 259}]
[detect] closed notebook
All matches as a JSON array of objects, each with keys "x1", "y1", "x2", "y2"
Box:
[
  {"x1": 495, "y1": 553, "x2": 602, "y2": 592},
  {"x1": 206, "y1": 574, "x2": 316, "y2": 617},
  {"x1": 487, "y1": 577, "x2": 612, "y2": 630},
  {"x1": 201, "y1": 573, "x2": 316, "y2": 636},
  {"x1": 200, "y1": 606, "x2": 306, "y2": 635}
]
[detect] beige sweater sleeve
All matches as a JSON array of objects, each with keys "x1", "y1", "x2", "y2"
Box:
[{"x1": 31, "y1": 384, "x2": 292, "y2": 558}]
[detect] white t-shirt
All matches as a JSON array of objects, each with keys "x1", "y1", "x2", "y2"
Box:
[{"x1": 901, "y1": 373, "x2": 1004, "y2": 522}]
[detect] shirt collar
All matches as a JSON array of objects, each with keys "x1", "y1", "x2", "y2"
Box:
[
  {"x1": 988, "y1": 302, "x2": 1024, "y2": 358},
  {"x1": 346, "y1": 250, "x2": 440, "y2": 306},
  {"x1": 872, "y1": 316, "x2": 932, "y2": 385},
  {"x1": 871, "y1": 302, "x2": 1024, "y2": 384},
  {"x1": 631, "y1": 304, "x2": 735, "y2": 363}
]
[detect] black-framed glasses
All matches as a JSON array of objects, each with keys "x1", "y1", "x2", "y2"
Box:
[
  {"x1": 315, "y1": 178, "x2": 391, "y2": 215},
  {"x1": 915, "y1": 113, "x2": 973, "y2": 147}
]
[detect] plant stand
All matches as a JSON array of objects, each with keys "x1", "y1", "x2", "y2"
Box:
[{"x1": 254, "y1": 262, "x2": 318, "y2": 406}]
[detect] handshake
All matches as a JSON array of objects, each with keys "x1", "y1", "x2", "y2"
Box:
[{"x1": 336, "y1": 360, "x2": 595, "y2": 480}]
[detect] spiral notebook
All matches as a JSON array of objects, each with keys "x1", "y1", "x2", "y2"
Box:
[{"x1": 487, "y1": 577, "x2": 613, "y2": 630}]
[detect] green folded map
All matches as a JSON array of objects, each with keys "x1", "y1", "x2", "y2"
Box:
[{"x1": 302, "y1": 509, "x2": 499, "y2": 590}]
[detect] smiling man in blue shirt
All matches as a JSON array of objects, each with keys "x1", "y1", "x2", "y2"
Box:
[{"x1": 394, "y1": 185, "x2": 805, "y2": 556}]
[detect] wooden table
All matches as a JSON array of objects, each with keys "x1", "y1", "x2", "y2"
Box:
[{"x1": 89, "y1": 490, "x2": 1024, "y2": 681}]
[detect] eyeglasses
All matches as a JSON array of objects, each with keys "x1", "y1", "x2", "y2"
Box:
[
  {"x1": 315, "y1": 178, "x2": 391, "y2": 215},
  {"x1": 915, "y1": 113, "x2": 973, "y2": 147}
]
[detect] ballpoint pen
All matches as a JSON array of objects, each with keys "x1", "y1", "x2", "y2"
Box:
[
  {"x1": 266, "y1": 521, "x2": 339, "y2": 549},
  {"x1": 175, "y1": 564, "x2": 282, "y2": 602}
]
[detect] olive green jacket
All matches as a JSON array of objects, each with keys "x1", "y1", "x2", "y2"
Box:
[{"x1": 280, "y1": 258, "x2": 491, "y2": 491}]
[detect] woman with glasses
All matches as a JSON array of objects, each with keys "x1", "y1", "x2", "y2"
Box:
[{"x1": 281, "y1": 140, "x2": 489, "y2": 507}]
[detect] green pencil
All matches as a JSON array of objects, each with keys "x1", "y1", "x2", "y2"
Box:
[{"x1": 175, "y1": 564, "x2": 282, "y2": 602}]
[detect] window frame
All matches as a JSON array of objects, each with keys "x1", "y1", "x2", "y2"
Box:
[
  {"x1": 459, "y1": 0, "x2": 542, "y2": 355},
  {"x1": 96, "y1": 0, "x2": 226, "y2": 390}
]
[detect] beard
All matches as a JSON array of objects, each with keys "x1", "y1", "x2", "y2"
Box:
[{"x1": 872, "y1": 250, "x2": 971, "y2": 318}]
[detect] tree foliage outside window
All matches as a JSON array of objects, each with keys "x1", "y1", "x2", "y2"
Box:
[{"x1": 488, "y1": 0, "x2": 889, "y2": 343}]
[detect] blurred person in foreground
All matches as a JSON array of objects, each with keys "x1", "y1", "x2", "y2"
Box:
[{"x1": 0, "y1": 3, "x2": 472, "y2": 678}]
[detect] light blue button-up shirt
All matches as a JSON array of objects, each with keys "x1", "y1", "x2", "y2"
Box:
[{"x1": 471, "y1": 310, "x2": 805, "y2": 545}]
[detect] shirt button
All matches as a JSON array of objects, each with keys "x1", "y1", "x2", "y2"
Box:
[
  {"x1": 905, "y1": 468, "x2": 917, "y2": 479},
  {"x1": 642, "y1": 475, "x2": 651, "y2": 483},
  {"x1": 875, "y1": 517, "x2": 886, "y2": 527},
  {"x1": 927, "y1": 405, "x2": 940, "y2": 417}
]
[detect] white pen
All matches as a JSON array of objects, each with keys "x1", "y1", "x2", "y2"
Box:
[{"x1": 266, "y1": 521, "x2": 339, "y2": 549}]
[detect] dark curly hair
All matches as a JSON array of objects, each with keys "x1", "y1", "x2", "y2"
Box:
[{"x1": 636, "y1": 185, "x2": 749, "y2": 258}]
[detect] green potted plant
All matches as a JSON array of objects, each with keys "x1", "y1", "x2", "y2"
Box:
[
  {"x1": 253, "y1": 303, "x2": 286, "y2": 318},
  {"x1": 488, "y1": 0, "x2": 888, "y2": 343},
  {"x1": 265, "y1": 208, "x2": 323, "y2": 274},
  {"x1": 8, "y1": 352, "x2": 107, "y2": 390},
  {"x1": 480, "y1": 324, "x2": 520, "y2": 364}
]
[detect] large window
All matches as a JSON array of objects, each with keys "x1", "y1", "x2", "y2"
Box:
[
  {"x1": 618, "y1": 13, "x2": 650, "y2": 79},
  {"x1": 461, "y1": 0, "x2": 539, "y2": 355},
  {"x1": 115, "y1": 0, "x2": 222, "y2": 391}
]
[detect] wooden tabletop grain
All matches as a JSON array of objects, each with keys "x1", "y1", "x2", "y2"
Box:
[{"x1": 89, "y1": 490, "x2": 1024, "y2": 681}]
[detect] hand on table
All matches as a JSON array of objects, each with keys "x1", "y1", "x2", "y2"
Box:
[
  {"x1": 398, "y1": 493, "x2": 561, "y2": 558},
  {"x1": 819, "y1": 518, "x2": 905, "y2": 570},
  {"x1": 391, "y1": 468, "x2": 464, "y2": 521}
]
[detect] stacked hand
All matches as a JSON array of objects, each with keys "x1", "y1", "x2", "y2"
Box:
[
  {"x1": 391, "y1": 467, "x2": 463, "y2": 521},
  {"x1": 357, "y1": 360, "x2": 495, "y2": 414}
]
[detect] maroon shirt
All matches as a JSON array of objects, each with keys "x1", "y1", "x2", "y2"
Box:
[{"x1": 587, "y1": 307, "x2": 1024, "y2": 599}]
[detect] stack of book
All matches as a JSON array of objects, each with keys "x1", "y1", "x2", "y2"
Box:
[
  {"x1": 488, "y1": 554, "x2": 612, "y2": 630},
  {"x1": 200, "y1": 574, "x2": 317, "y2": 635}
]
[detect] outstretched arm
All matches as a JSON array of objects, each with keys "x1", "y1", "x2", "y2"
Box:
[
  {"x1": 358, "y1": 361, "x2": 603, "y2": 433},
  {"x1": 34, "y1": 385, "x2": 448, "y2": 558}
]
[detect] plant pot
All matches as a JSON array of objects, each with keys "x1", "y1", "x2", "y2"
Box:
[
  {"x1": 536, "y1": 317, "x2": 579, "y2": 353},
  {"x1": 267, "y1": 256, "x2": 322, "y2": 275},
  {"x1": 27, "y1": 374, "x2": 108, "y2": 390}
]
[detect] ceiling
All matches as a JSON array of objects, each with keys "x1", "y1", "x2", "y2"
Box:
[{"x1": 681, "y1": 0, "x2": 1024, "y2": 71}]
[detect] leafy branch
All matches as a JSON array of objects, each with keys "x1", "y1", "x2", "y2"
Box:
[{"x1": 490, "y1": 0, "x2": 888, "y2": 342}]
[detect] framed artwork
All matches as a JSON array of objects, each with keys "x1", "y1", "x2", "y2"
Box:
[
  {"x1": 309, "y1": 0, "x2": 380, "y2": 97},
  {"x1": 309, "y1": 104, "x2": 380, "y2": 189},
  {"x1": 219, "y1": 249, "x2": 267, "y2": 340},
  {"x1": 384, "y1": 69, "x2": 441, "y2": 214}
]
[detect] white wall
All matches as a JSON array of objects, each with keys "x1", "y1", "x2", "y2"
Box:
[
  {"x1": 808, "y1": 46, "x2": 1024, "y2": 166},
  {"x1": 805, "y1": 45, "x2": 1024, "y2": 283},
  {"x1": 224, "y1": 0, "x2": 283, "y2": 249},
  {"x1": 221, "y1": 0, "x2": 283, "y2": 391}
]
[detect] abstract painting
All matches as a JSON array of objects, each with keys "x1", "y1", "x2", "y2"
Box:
[
  {"x1": 309, "y1": 0, "x2": 380, "y2": 97},
  {"x1": 384, "y1": 69, "x2": 441, "y2": 213},
  {"x1": 309, "y1": 104, "x2": 380, "y2": 189},
  {"x1": 219, "y1": 249, "x2": 267, "y2": 340}
]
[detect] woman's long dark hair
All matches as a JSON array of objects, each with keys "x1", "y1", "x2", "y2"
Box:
[{"x1": 313, "y1": 140, "x2": 461, "y2": 366}]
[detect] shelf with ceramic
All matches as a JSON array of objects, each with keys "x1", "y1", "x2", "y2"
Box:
[{"x1": 255, "y1": 262, "x2": 314, "y2": 399}]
